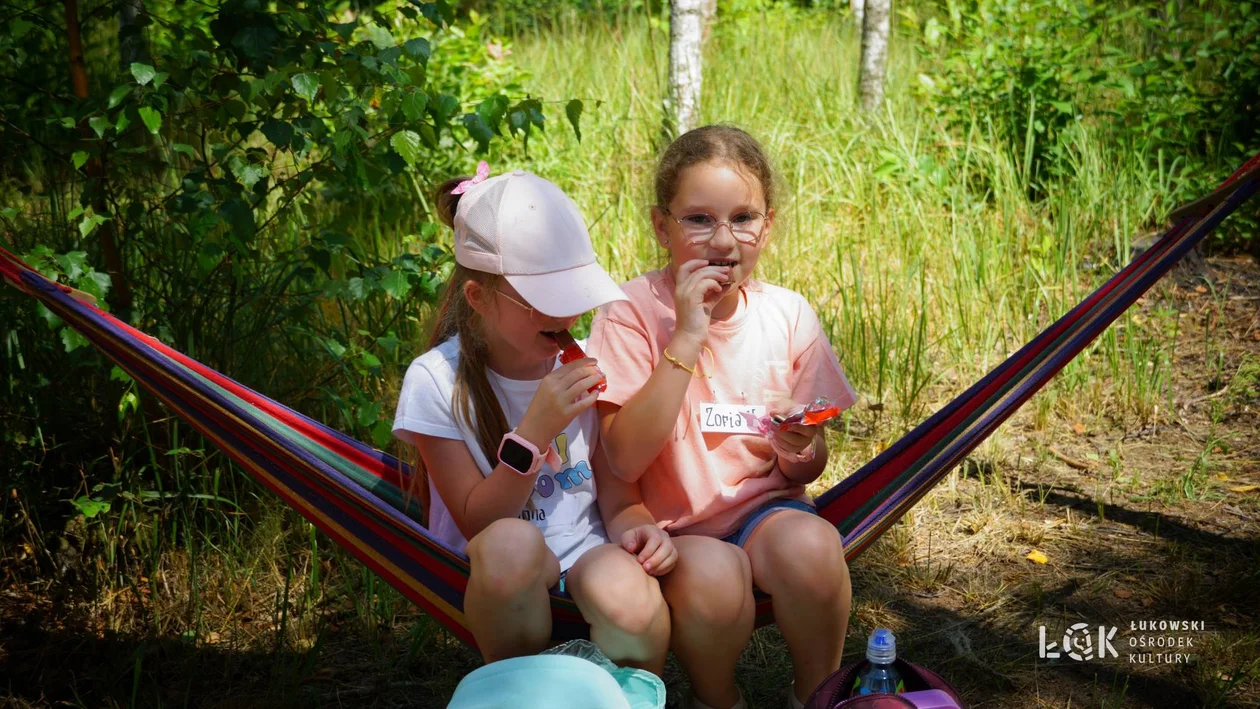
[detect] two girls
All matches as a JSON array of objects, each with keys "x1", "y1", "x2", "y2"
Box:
[{"x1": 396, "y1": 125, "x2": 856, "y2": 709}]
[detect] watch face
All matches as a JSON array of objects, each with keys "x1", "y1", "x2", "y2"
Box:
[{"x1": 500, "y1": 438, "x2": 535, "y2": 473}]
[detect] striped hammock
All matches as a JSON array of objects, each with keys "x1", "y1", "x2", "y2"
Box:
[{"x1": 2, "y1": 154, "x2": 1256, "y2": 649}]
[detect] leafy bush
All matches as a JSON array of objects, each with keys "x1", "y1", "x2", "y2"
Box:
[
  {"x1": 0, "y1": 0, "x2": 582, "y2": 565},
  {"x1": 911, "y1": 0, "x2": 1259, "y2": 239}
]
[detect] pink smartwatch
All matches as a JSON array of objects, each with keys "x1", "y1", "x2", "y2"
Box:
[{"x1": 497, "y1": 431, "x2": 562, "y2": 476}]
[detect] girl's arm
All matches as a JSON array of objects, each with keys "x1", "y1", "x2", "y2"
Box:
[
  {"x1": 403, "y1": 432, "x2": 541, "y2": 539},
  {"x1": 593, "y1": 442, "x2": 663, "y2": 538},
  {"x1": 593, "y1": 443, "x2": 676, "y2": 576},
  {"x1": 599, "y1": 259, "x2": 730, "y2": 481},
  {"x1": 403, "y1": 357, "x2": 606, "y2": 540},
  {"x1": 597, "y1": 329, "x2": 701, "y2": 482}
]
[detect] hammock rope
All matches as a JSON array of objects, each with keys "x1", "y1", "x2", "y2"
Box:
[{"x1": 2, "y1": 153, "x2": 1256, "y2": 647}]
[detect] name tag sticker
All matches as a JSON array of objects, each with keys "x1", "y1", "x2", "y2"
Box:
[{"x1": 699, "y1": 403, "x2": 766, "y2": 434}]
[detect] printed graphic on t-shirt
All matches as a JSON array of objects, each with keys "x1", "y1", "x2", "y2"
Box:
[{"x1": 518, "y1": 431, "x2": 595, "y2": 522}]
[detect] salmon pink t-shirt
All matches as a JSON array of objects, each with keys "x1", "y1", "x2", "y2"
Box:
[{"x1": 587, "y1": 269, "x2": 858, "y2": 538}]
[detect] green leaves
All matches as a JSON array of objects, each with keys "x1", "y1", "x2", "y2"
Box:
[
  {"x1": 291, "y1": 72, "x2": 319, "y2": 102},
  {"x1": 380, "y1": 269, "x2": 411, "y2": 299},
  {"x1": 71, "y1": 496, "x2": 111, "y2": 519},
  {"x1": 261, "y1": 120, "x2": 294, "y2": 149},
  {"x1": 138, "y1": 106, "x2": 162, "y2": 135},
  {"x1": 71, "y1": 151, "x2": 88, "y2": 169},
  {"x1": 108, "y1": 85, "x2": 132, "y2": 109},
  {"x1": 229, "y1": 155, "x2": 267, "y2": 189},
  {"x1": 401, "y1": 90, "x2": 428, "y2": 122},
  {"x1": 390, "y1": 130, "x2": 423, "y2": 165},
  {"x1": 131, "y1": 62, "x2": 157, "y2": 85},
  {"x1": 565, "y1": 99, "x2": 584, "y2": 142},
  {"x1": 477, "y1": 94, "x2": 509, "y2": 133},
  {"x1": 79, "y1": 213, "x2": 108, "y2": 238},
  {"x1": 404, "y1": 38, "x2": 431, "y2": 64},
  {"x1": 55, "y1": 251, "x2": 88, "y2": 280},
  {"x1": 88, "y1": 116, "x2": 111, "y2": 139},
  {"x1": 461, "y1": 114, "x2": 494, "y2": 152},
  {"x1": 431, "y1": 93, "x2": 460, "y2": 129},
  {"x1": 130, "y1": 62, "x2": 170, "y2": 89}
]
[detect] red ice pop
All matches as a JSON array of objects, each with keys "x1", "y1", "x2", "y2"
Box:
[
  {"x1": 552, "y1": 330, "x2": 607, "y2": 394},
  {"x1": 771, "y1": 397, "x2": 842, "y2": 427}
]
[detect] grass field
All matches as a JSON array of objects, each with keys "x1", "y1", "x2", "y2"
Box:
[{"x1": 2, "y1": 7, "x2": 1259, "y2": 708}]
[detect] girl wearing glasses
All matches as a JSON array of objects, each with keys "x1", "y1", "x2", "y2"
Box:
[
  {"x1": 392, "y1": 166, "x2": 677, "y2": 673},
  {"x1": 588, "y1": 126, "x2": 859, "y2": 709}
]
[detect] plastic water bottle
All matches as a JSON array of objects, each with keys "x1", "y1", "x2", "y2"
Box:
[{"x1": 856, "y1": 628, "x2": 904, "y2": 695}]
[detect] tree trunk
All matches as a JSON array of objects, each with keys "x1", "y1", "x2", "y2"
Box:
[
  {"x1": 118, "y1": 0, "x2": 151, "y2": 71},
  {"x1": 857, "y1": 0, "x2": 890, "y2": 114},
  {"x1": 667, "y1": 0, "x2": 706, "y2": 137},
  {"x1": 851, "y1": 0, "x2": 864, "y2": 28},
  {"x1": 65, "y1": 0, "x2": 133, "y2": 314}
]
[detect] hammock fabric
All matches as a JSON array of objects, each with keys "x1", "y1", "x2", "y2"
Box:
[{"x1": 2, "y1": 154, "x2": 1257, "y2": 649}]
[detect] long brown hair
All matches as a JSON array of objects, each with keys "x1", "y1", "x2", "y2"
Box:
[
  {"x1": 430, "y1": 177, "x2": 513, "y2": 468},
  {"x1": 403, "y1": 178, "x2": 520, "y2": 521}
]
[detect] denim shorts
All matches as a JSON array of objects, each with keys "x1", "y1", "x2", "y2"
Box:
[{"x1": 721, "y1": 497, "x2": 819, "y2": 548}]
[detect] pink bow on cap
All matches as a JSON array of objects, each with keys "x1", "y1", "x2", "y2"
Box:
[{"x1": 451, "y1": 161, "x2": 491, "y2": 195}]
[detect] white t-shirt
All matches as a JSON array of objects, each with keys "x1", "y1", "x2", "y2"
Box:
[{"x1": 392, "y1": 336, "x2": 608, "y2": 571}]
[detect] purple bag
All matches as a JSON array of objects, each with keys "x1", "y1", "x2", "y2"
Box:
[{"x1": 804, "y1": 658, "x2": 966, "y2": 709}]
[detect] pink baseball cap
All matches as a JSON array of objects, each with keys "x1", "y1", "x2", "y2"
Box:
[{"x1": 452, "y1": 167, "x2": 627, "y2": 318}]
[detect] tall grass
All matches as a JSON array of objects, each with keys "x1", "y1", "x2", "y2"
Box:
[{"x1": 498, "y1": 11, "x2": 1184, "y2": 483}]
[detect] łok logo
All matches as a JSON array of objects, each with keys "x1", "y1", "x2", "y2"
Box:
[{"x1": 1039, "y1": 623, "x2": 1118, "y2": 661}]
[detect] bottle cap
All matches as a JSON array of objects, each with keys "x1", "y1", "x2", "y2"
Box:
[{"x1": 866, "y1": 628, "x2": 897, "y2": 664}]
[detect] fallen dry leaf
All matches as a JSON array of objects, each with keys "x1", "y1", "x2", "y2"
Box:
[
  {"x1": 1114, "y1": 589, "x2": 1134, "y2": 599},
  {"x1": 1142, "y1": 597, "x2": 1154, "y2": 608},
  {"x1": 1229, "y1": 484, "x2": 1259, "y2": 493},
  {"x1": 1072, "y1": 422, "x2": 1086, "y2": 435},
  {"x1": 1026, "y1": 549, "x2": 1049, "y2": 564}
]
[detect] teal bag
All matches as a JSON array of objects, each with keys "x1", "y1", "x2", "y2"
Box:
[{"x1": 447, "y1": 640, "x2": 666, "y2": 709}]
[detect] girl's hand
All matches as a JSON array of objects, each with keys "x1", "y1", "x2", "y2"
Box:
[
  {"x1": 673, "y1": 258, "x2": 731, "y2": 343},
  {"x1": 515, "y1": 358, "x2": 605, "y2": 449},
  {"x1": 766, "y1": 399, "x2": 817, "y2": 454},
  {"x1": 620, "y1": 524, "x2": 677, "y2": 576},
  {"x1": 773, "y1": 422, "x2": 817, "y2": 454}
]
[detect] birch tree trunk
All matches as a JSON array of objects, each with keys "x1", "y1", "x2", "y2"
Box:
[
  {"x1": 851, "y1": 0, "x2": 864, "y2": 28},
  {"x1": 857, "y1": 0, "x2": 890, "y2": 114},
  {"x1": 118, "y1": 0, "x2": 151, "y2": 71},
  {"x1": 667, "y1": 0, "x2": 706, "y2": 136}
]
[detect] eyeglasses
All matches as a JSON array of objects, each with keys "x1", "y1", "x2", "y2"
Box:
[
  {"x1": 495, "y1": 289, "x2": 548, "y2": 325},
  {"x1": 662, "y1": 208, "x2": 768, "y2": 245}
]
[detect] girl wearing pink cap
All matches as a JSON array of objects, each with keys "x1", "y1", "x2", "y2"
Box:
[
  {"x1": 392, "y1": 165, "x2": 674, "y2": 672},
  {"x1": 589, "y1": 126, "x2": 859, "y2": 709}
]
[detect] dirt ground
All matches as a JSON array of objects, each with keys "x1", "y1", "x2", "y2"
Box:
[
  {"x1": 2, "y1": 256, "x2": 1258, "y2": 708},
  {"x1": 807, "y1": 254, "x2": 1260, "y2": 709}
]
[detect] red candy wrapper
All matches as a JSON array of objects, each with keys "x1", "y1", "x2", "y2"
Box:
[
  {"x1": 552, "y1": 330, "x2": 607, "y2": 394},
  {"x1": 757, "y1": 397, "x2": 841, "y2": 435}
]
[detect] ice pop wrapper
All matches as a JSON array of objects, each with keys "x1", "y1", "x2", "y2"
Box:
[
  {"x1": 755, "y1": 396, "x2": 841, "y2": 436},
  {"x1": 552, "y1": 330, "x2": 607, "y2": 394}
]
